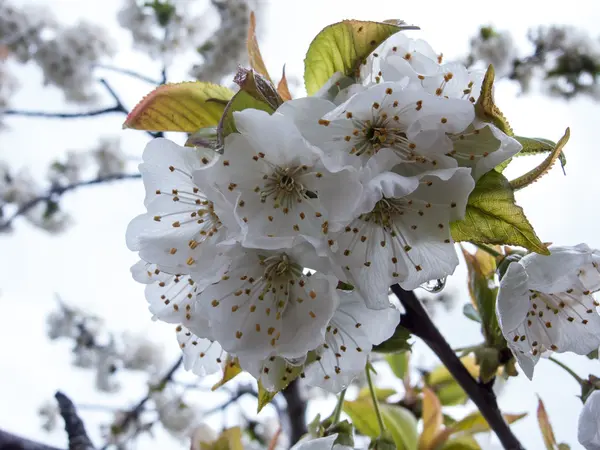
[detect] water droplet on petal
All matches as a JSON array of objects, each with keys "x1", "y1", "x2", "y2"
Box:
[{"x1": 420, "y1": 277, "x2": 447, "y2": 293}]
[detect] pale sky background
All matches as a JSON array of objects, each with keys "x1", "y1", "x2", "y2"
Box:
[{"x1": 1, "y1": 0, "x2": 600, "y2": 448}]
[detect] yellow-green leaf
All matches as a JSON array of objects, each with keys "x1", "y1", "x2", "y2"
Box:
[
  {"x1": 537, "y1": 398, "x2": 558, "y2": 450},
  {"x1": 386, "y1": 352, "x2": 410, "y2": 380},
  {"x1": 419, "y1": 388, "x2": 443, "y2": 450},
  {"x1": 474, "y1": 65, "x2": 513, "y2": 136},
  {"x1": 124, "y1": 81, "x2": 234, "y2": 132},
  {"x1": 211, "y1": 356, "x2": 242, "y2": 391},
  {"x1": 431, "y1": 411, "x2": 526, "y2": 449},
  {"x1": 343, "y1": 400, "x2": 418, "y2": 450},
  {"x1": 450, "y1": 170, "x2": 549, "y2": 255},
  {"x1": 216, "y1": 89, "x2": 274, "y2": 148},
  {"x1": 200, "y1": 427, "x2": 244, "y2": 450},
  {"x1": 247, "y1": 11, "x2": 272, "y2": 83},
  {"x1": 257, "y1": 380, "x2": 277, "y2": 413},
  {"x1": 277, "y1": 65, "x2": 292, "y2": 101},
  {"x1": 510, "y1": 128, "x2": 570, "y2": 191},
  {"x1": 304, "y1": 20, "x2": 415, "y2": 95},
  {"x1": 461, "y1": 246, "x2": 503, "y2": 349},
  {"x1": 427, "y1": 356, "x2": 479, "y2": 406},
  {"x1": 357, "y1": 387, "x2": 397, "y2": 402},
  {"x1": 440, "y1": 436, "x2": 481, "y2": 450}
]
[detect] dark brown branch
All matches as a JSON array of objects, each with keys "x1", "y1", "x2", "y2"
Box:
[
  {"x1": 0, "y1": 429, "x2": 62, "y2": 450},
  {"x1": 281, "y1": 379, "x2": 307, "y2": 445},
  {"x1": 390, "y1": 285, "x2": 524, "y2": 450},
  {"x1": 54, "y1": 393, "x2": 94, "y2": 450}
]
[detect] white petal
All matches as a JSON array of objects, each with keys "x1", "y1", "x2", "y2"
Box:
[
  {"x1": 198, "y1": 249, "x2": 339, "y2": 361},
  {"x1": 305, "y1": 290, "x2": 400, "y2": 392},
  {"x1": 579, "y1": 391, "x2": 600, "y2": 449},
  {"x1": 176, "y1": 326, "x2": 224, "y2": 376}
]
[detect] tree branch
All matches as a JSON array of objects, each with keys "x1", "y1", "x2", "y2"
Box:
[
  {"x1": 0, "y1": 173, "x2": 142, "y2": 232},
  {"x1": 95, "y1": 65, "x2": 162, "y2": 85},
  {"x1": 281, "y1": 379, "x2": 307, "y2": 445},
  {"x1": 4, "y1": 107, "x2": 123, "y2": 119},
  {"x1": 390, "y1": 285, "x2": 524, "y2": 450},
  {"x1": 99, "y1": 357, "x2": 183, "y2": 450},
  {"x1": 54, "y1": 392, "x2": 95, "y2": 450},
  {"x1": 0, "y1": 429, "x2": 62, "y2": 450}
]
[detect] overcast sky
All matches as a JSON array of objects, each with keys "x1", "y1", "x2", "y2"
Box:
[{"x1": 1, "y1": 0, "x2": 600, "y2": 448}]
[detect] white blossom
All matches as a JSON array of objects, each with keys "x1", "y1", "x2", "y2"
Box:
[
  {"x1": 189, "y1": 0, "x2": 252, "y2": 82},
  {"x1": 198, "y1": 109, "x2": 362, "y2": 251},
  {"x1": 190, "y1": 424, "x2": 219, "y2": 450},
  {"x1": 95, "y1": 349, "x2": 120, "y2": 393},
  {"x1": 92, "y1": 137, "x2": 126, "y2": 177},
  {"x1": 496, "y1": 244, "x2": 600, "y2": 379},
  {"x1": 0, "y1": 0, "x2": 54, "y2": 63},
  {"x1": 120, "y1": 332, "x2": 164, "y2": 372},
  {"x1": 281, "y1": 81, "x2": 474, "y2": 173},
  {"x1": 47, "y1": 151, "x2": 89, "y2": 185},
  {"x1": 579, "y1": 390, "x2": 600, "y2": 450},
  {"x1": 334, "y1": 159, "x2": 474, "y2": 308},
  {"x1": 194, "y1": 243, "x2": 340, "y2": 362},
  {"x1": 469, "y1": 29, "x2": 516, "y2": 78},
  {"x1": 34, "y1": 21, "x2": 114, "y2": 103},
  {"x1": 38, "y1": 400, "x2": 60, "y2": 432},
  {"x1": 151, "y1": 386, "x2": 201, "y2": 439},
  {"x1": 117, "y1": 0, "x2": 209, "y2": 59},
  {"x1": 126, "y1": 138, "x2": 238, "y2": 286},
  {"x1": 304, "y1": 290, "x2": 400, "y2": 392},
  {"x1": 242, "y1": 289, "x2": 400, "y2": 393}
]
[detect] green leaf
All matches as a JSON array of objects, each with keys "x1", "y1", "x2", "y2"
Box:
[
  {"x1": 123, "y1": 81, "x2": 234, "y2": 132},
  {"x1": 460, "y1": 246, "x2": 503, "y2": 348},
  {"x1": 211, "y1": 356, "x2": 242, "y2": 391},
  {"x1": 474, "y1": 65, "x2": 513, "y2": 136},
  {"x1": 450, "y1": 171, "x2": 549, "y2": 255},
  {"x1": 463, "y1": 304, "x2": 482, "y2": 323},
  {"x1": 216, "y1": 90, "x2": 274, "y2": 150},
  {"x1": 427, "y1": 356, "x2": 480, "y2": 406},
  {"x1": 257, "y1": 380, "x2": 277, "y2": 413},
  {"x1": 357, "y1": 387, "x2": 397, "y2": 402},
  {"x1": 199, "y1": 427, "x2": 244, "y2": 450},
  {"x1": 440, "y1": 436, "x2": 481, "y2": 450},
  {"x1": 343, "y1": 400, "x2": 418, "y2": 450},
  {"x1": 386, "y1": 352, "x2": 410, "y2": 380},
  {"x1": 304, "y1": 20, "x2": 417, "y2": 95},
  {"x1": 373, "y1": 325, "x2": 412, "y2": 353},
  {"x1": 537, "y1": 398, "x2": 558, "y2": 450},
  {"x1": 431, "y1": 411, "x2": 526, "y2": 449},
  {"x1": 510, "y1": 128, "x2": 570, "y2": 191}
]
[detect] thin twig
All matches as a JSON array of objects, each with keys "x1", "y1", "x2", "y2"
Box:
[
  {"x1": 391, "y1": 285, "x2": 525, "y2": 450},
  {"x1": 99, "y1": 357, "x2": 183, "y2": 450},
  {"x1": 4, "y1": 106, "x2": 123, "y2": 119},
  {"x1": 202, "y1": 384, "x2": 257, "y2": 416},
  {"x1": 0, "y1": 173, "x2": 142, "y2": 232},
  {"x1": 281, "y1": 379, "x2": 307, "y2": 445},
  {"x1": 55, "y1": 392, "x2": 95, "y2": 450},
  {"x1": 95, "y1": 64, "x2": 162, "y2": 85}
]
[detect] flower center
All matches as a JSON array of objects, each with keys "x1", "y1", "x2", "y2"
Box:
[
  {"x1": 361, "y1": 197, "x2": 409, "y2": 228},
  {"x1": 261, "y1": 166, "x2": 309, "y2": 210}
]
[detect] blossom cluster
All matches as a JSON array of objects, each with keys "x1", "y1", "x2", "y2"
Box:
[
  {"x1": 0, "y1": 0, "x2": 114, "y2": 104},
  {"x1": 127, "y1": 32, "x2": 522, "y2": 393}
]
